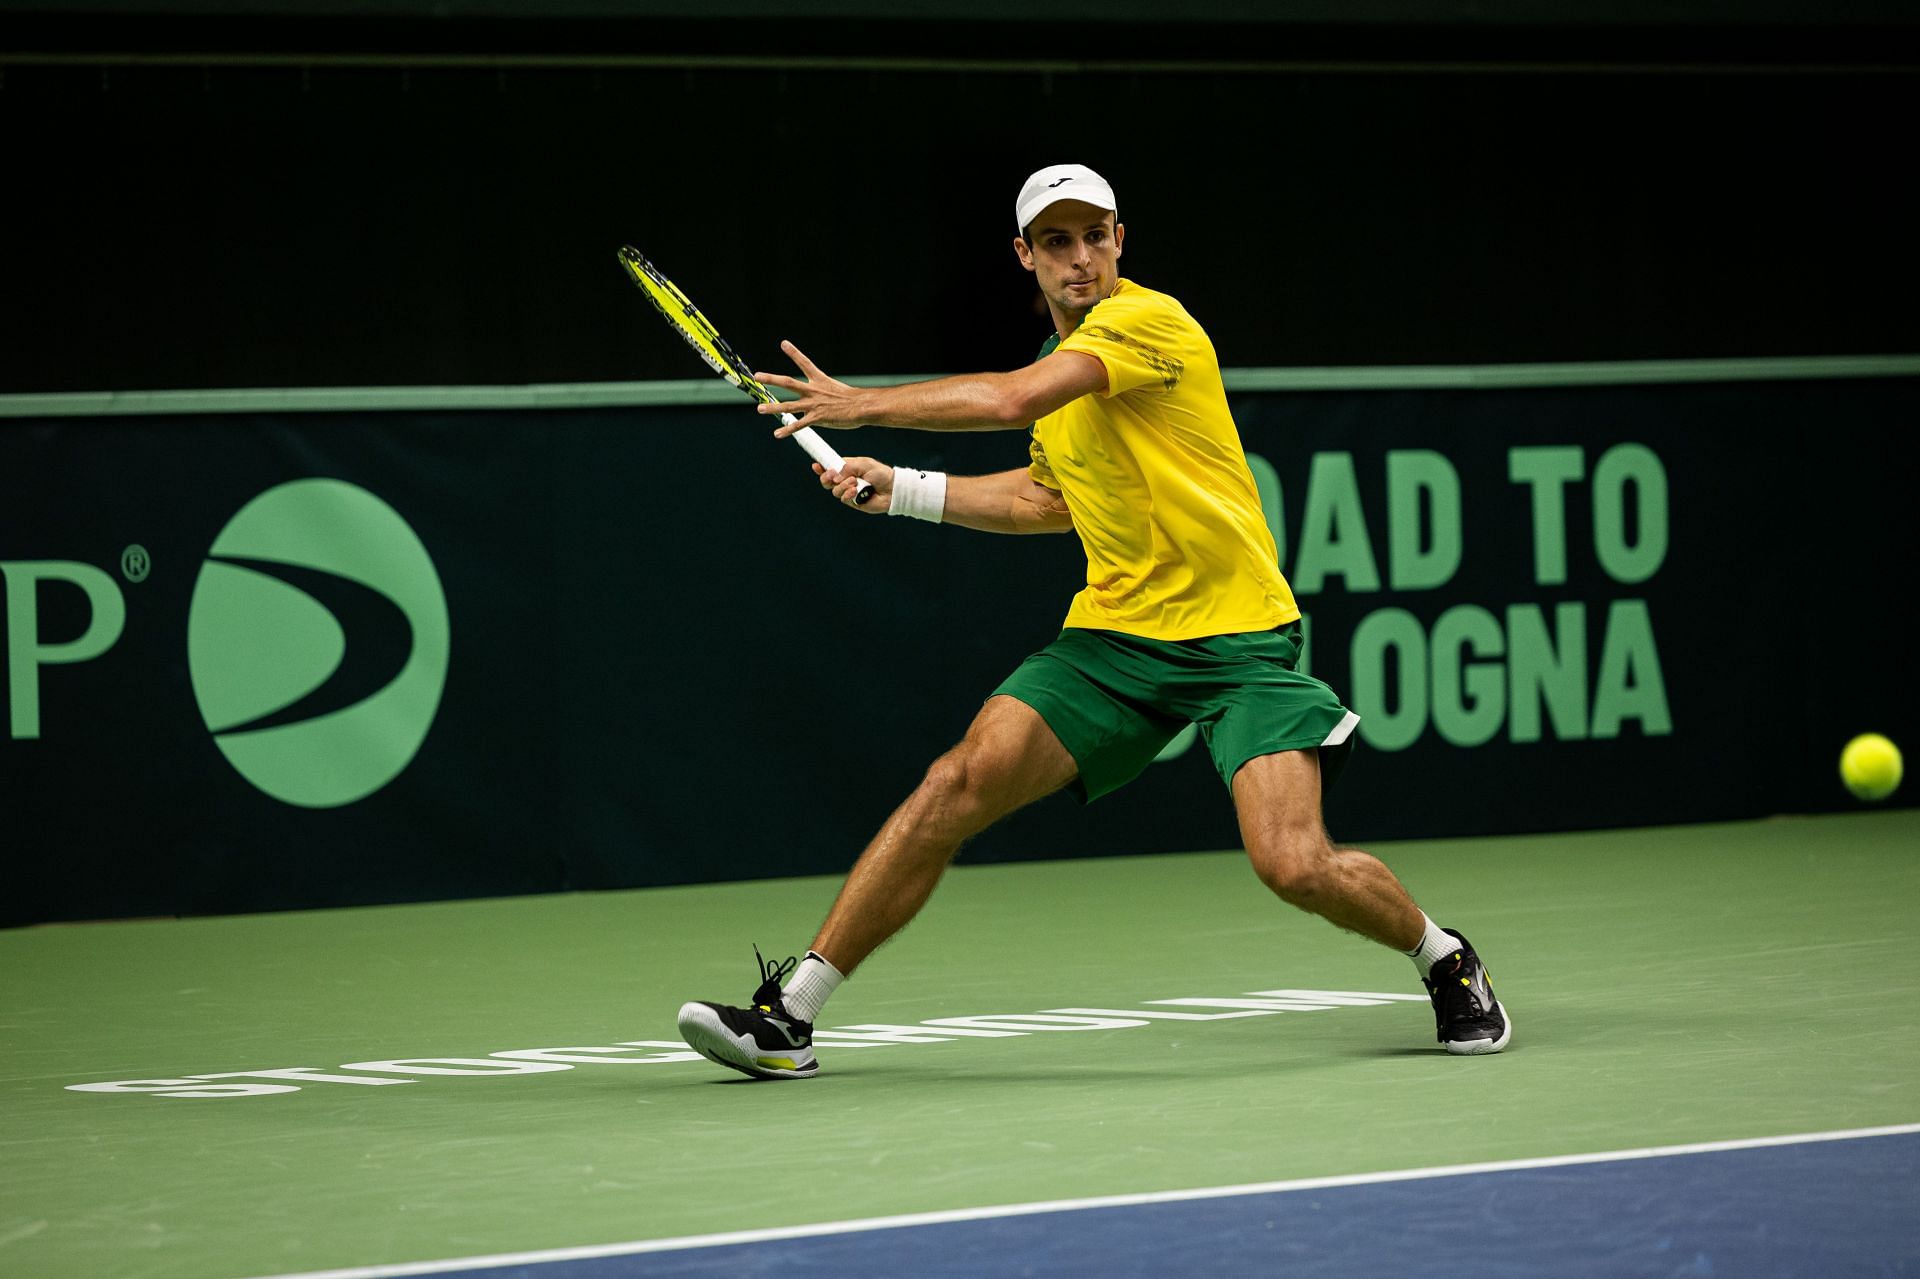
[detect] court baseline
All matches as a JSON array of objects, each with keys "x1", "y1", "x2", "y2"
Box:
[{"x1": 249, "y1": 1124, "x2": 1920, "y2": 1279}]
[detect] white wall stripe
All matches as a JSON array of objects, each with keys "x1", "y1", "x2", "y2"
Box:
[
  {"x1": 239, "y1": 1122, "x2": 1920, "y2": 1279},
  {"x1": 4, "y1": 354, "x2": 1917, "y2": 419}
]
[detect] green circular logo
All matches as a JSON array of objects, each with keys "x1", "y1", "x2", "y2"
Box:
[{"x1": 187, "y1": 480, "x2": 450, "y2": 808}]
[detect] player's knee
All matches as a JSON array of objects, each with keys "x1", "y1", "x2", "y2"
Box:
[
  {"x1": 919, "y1": 751, "x2": 973, "y2": 805},
  {"x1": 1249, "y1": 830, "x2": 1335, "y2": 909},
  {"x1": 916, "y1": 743, "x2": 1018, "y2": 830},
  {"x1": 916, "y1": 748, "x2": 996, "y2": 826}
]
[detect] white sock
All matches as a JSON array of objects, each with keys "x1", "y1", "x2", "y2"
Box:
[
  {"x1": 1407, "y1": 914, "x2": 1460, "y2": 976},
  {"x1": 780, "y1": 951, "x2": 843, "y2": 1024}
]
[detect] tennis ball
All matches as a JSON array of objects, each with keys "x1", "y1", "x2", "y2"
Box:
[{"x1": 1839, "y1": 733, "x2": 1903, "y2": 802}]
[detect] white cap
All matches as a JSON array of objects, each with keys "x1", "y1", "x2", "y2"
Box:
[{"x1": 1015, "y1": 164, "x2": 1117, "y2": 235}]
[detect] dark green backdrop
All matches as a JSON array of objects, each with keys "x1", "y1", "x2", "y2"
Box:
[{"x1": 4, "y1": 372, "x2": 1915, "y2": 925}]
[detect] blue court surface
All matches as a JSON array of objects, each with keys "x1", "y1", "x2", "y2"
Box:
[{"x1": 271, "y1": 1127, "x2": 1920, "y2": 1279}]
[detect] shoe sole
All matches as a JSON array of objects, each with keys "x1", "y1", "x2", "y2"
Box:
[
  {"x1": 676, "y1": 1002, "x2": 819, "y2": 1080},
  {"x1": 1443, "y1": 1000, "x2": 1513, "y2": 1056}
]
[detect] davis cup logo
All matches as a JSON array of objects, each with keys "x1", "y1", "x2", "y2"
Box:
[{"x1": 187, "y1": 480, "x2": 450, "y2": 808}]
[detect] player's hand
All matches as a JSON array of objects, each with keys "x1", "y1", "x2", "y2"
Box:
[
  {"x1": 758, "y1": 341, "x2": 866, "y2": 434},
  {"x1": 814, "y1": 458, "x2": 891, "y2": 512}
]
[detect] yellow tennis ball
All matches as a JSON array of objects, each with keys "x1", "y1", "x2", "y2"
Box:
[{"x1": 1840, "y1": 733, "x2": 1903, "y2": 802}]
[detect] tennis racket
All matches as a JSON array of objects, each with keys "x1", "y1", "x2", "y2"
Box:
[{"x1": 618, "y1": 246, "x2": 874, "y2": 504}]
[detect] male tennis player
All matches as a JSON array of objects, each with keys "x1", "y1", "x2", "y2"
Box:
[{"x1": 676, "y1": 164, "x2": 1510, "y2": 1078}]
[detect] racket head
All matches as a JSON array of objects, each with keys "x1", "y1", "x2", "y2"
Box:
[{"x1": 617, "y1": 246, "x2": 776, "y2": 404}]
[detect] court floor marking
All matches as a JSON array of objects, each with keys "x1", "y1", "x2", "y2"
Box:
[{"x1": 246, "y1": 1121, "x2": 1920, "y2": 1279}]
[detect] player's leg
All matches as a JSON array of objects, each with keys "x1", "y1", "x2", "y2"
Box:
[
  {"x1": 1189, "y1": 624, "x2": 1509, "y2": 1055},
  {"x1": 1230, "y1": 748, "x2": 1421, "y2": 949},
  {"x1": 675, "y1": 694, "x2": 1078, "y2": 1080},
  {"x1": 1230, "y1": 748, "x2": 1511, "y2": 1055},
  {"x1": 808, "y1": 693, "x2": 1078, "y2": 975}
]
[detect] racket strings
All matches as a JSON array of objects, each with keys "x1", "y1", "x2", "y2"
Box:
[{"x1": 620, "y1": 246, "x2": 782, "y2": 407}]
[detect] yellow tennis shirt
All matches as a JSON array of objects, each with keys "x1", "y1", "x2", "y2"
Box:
[{"x1": 1028, "y1": 278, "x2": 1300, "y2": 641}]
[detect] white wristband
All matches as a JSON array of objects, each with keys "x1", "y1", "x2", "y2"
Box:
[{"x1": 888, "y1": 467, "x2": 947, "y2": 523}]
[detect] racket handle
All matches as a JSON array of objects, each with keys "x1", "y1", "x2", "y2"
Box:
[{"x1": 784, "y1": 415, "x2": 876, "y2": 505}]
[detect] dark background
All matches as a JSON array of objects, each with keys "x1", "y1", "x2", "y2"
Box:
[
  {"x1": 3, "y1": 2, "x2": 1917, "y2": 924},
  {"x1": 2, "y1": 1, "x2": 1917, "y2": 390}
]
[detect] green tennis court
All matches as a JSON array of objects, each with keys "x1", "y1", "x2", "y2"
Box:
[{"x1": 5, "y1": 809, "x2": 1916, "y2": 1277}]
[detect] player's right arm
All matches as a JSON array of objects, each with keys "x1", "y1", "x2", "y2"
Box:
[
  {"x1": 763, "y1": 346, "x2": 1106, "y2": 435},
  {"x1": 815, "y1": 461, "x2": 1072, "y2": 534}
]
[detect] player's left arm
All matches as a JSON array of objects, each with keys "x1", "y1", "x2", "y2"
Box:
[{"x1": 757, "y1": 342, "x2": 1106, "y2": 435}]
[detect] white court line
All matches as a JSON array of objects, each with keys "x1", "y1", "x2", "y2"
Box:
[{"x1": 245, "y1": 1122, "x2": 1920, "y2": 1279}]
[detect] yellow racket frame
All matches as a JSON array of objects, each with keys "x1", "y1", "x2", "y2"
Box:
[{"x1": 617, "y1": 246, "x2": 871, "y2": 502}]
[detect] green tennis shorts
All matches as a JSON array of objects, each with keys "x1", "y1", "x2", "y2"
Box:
[{"x1": 992, "y1": 623, "x2": 1359, "y2": 803}]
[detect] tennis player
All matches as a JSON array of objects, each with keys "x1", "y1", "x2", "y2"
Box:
[{"x1": 676, "y1": 164, "x2": 1509, "y2": 1078}]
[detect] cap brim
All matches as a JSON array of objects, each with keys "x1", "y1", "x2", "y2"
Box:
[{"x1": 1017, "y1": 186, "x2": 1117, "y2": 232}]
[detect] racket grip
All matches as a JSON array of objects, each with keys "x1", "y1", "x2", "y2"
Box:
[{"x1": 786, "y1": 416, "x2": 876, "y2": 505}]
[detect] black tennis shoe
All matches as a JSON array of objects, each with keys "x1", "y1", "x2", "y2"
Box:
[
  {"x1": 1423, "y1": 928, "x2": 1512, "y2": 1055},
  {"x1": 677, "y1": 947, "x2": 819, "y2": 1080}
]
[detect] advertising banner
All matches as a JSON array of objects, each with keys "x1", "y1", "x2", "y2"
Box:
[{"x1": 4, "y1": 374, "x2": 1914, "y2": 924}]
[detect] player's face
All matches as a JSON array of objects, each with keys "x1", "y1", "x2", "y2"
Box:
[{"x1": 1015, "y1": 202, "x2": 1124, "y2": 318}]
